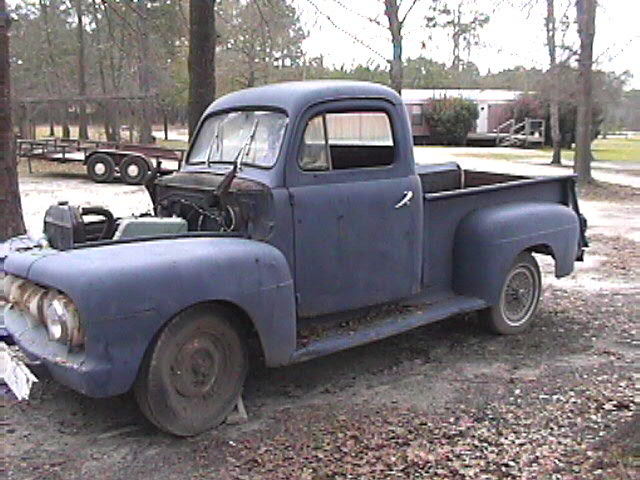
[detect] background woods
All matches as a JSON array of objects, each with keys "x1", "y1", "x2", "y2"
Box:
[{"x1": 2, "y1": 0, "x2": 638, "y2": 179}]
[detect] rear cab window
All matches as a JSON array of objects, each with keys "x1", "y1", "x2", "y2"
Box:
[{"x1": 299, "y1": 111, "x2": 394, "y2": 171}]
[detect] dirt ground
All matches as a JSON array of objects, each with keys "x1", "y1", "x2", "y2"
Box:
[{"x1": 3, "y1": 152, "x2": 638, "y2": 479}]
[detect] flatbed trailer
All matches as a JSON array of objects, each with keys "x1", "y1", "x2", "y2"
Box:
[{"x1": 16, "y1": 138, "x2": 185, "y2": 185}]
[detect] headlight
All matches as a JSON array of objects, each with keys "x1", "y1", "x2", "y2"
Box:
[
  {"x1": 44, "y1": 293, "x2": 84, "y2": 347},
  {"x1": 7, "y1": 276, "x2": 28, "y2": 305},
  {"x1": 3, "y1": 273, "x2": 15, "y2": 300}
]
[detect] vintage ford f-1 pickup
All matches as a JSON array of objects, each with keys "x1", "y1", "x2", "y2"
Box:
[{"x1": 1, "y1": 81, "x2": 587, "y2": 435}]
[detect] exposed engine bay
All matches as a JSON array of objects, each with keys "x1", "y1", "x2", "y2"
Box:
[{"x1": 43, "y1": 171, "x2": 275, "y2": 250}]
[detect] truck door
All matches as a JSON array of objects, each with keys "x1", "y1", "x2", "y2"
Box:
[{"x1": 287, "y1": 102, "x2": 423, "y2": 317}]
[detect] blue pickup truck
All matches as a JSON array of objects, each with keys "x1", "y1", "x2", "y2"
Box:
[{"x1": 2, "y1": 81, "x2": 587, "y2": 436}]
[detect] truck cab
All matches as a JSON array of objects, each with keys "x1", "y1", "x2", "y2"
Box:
[{"x1": 1, "y1": 81, "x2": 587, "y2": 436}]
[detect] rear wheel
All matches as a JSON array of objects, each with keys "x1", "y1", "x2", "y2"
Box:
[
  {"x1": 481, "y1": 252, "x2": 541, "y2": 335},
  {"x1": 134, "y1": 304, "x2": 248, "y2": 436},
  {"x1": 120, "y1": 155, "x2": 150, "y2": 185},
  {"x1": 86, "y1": 153, "x2": 115, "y2": 183}
]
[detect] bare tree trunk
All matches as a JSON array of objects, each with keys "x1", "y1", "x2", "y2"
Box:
[
  {"x1": 91, "y1": 0, "x2": 117, "y2": 142},
  {"x1": 246, "y1": 47, "x2": 257, "y2": 88},
  {"x1": 137, "y1": 0, "x2": 153, "y2": 144},
  {"x1": 384, "y1": 0, "x2": 403, "y2": 93},
  {"x1": 76, "y1": 0, "x2": 88, "y2": 140},
  {"x1": 48, "y1": 102, "x2": 55, "y2": 137},
  {"x1": 574, "y1": 0, "x2": 595, "y2": 183},
  {"x1": 103, "y1": 2, "x2": 121, "y2": 141},
  {"x1": 17, "y1": 103, "x2": 28, "y2": 139},
  {"x1": 452, "y1": 2, "x2": 462, "y2": 71},
  {"x1": 188, "y1": 0, "x2": 216, "y2": 138},
  {"x1": 0, "y1": 0, "x2": 26, "y2": 240},
  {"x1": 549, "y1": 98, "x2": 561, "y2": 163},
  {"x1": 61, "y1": 103, "x2": 70, "y2": 138},
  {"x1": 545, "y1": 0, "x2": 562, "y2": 165}
]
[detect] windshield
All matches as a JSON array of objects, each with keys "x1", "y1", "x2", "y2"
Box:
[{"x1": 187, "y1": 110, "x2": 287, "y2": 168}]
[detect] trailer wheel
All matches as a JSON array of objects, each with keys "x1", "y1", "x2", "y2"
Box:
[
  {"x1": 86, "y1": 153, "x2": 116, "y2": 183},
  {"x1": 481, "y1": 252, "x2": 541, "y2": 335},
  {"x1": 120, "y1": 155, "x2": 150, "y2": 185},
  {"x1": 134, "y1": 304, "x2": 248, "y2": 436}
]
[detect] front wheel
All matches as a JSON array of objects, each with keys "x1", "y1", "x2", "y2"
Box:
[
  {"x1": 480, "y1": 252, "x2": 542, "y2": 335},
  {"x1": 134, "y1": 304, "x2": 248, "y2": 436}
]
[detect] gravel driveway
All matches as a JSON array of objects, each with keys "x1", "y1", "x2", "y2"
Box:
[{"x1": 4, "y1": 154, "x2": 638, "y2": 479}]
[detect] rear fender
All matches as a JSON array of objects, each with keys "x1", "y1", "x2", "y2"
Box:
[{"x1": 453, "y1": 202, "x2": 579, "y2": 305}]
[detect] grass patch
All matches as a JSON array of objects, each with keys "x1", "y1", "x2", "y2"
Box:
[
  {"x1": 549, "y1": 136, "x2": 640, "y2": 163},
  {"x1": 590, "y1": 137, "x2": 640, "y2": 162},
  {"x1": 157, "y1": 139, "x2": 188, "y2": 150},
  {"x1": 453, "y1": 152, "x2": 541, "y2": 161},
  {"x1": 445, "y1": 136, "x2": 640, "y2": 164}
]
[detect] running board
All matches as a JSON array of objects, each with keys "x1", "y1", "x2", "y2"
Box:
[{"x1": 290, "y1": 296, "x2": 487, "y2": 364}]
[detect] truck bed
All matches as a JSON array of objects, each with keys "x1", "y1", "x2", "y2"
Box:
[{"x1": 416, "y1": 162, "x2": 584, "y2": 292}]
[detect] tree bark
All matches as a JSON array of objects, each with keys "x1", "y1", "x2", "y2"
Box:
[
  {"x1": 76, "y1": 0, "x2": 88, "y2": 140},
  {"x1": 48, "y1": 102, "x2": 55, "y2": 136},
  {"x1": 137, "y1": 0, "x2": 153, "y2": 144},
  {"x1": 61, "y1": 103, "x2": 70, "y2": 138},
  {"x1": 0, "y1": 0, "x2": 26, "y2": 240},
  {"x1": 451, "y1": 2, "x2": 462, "y2": 71},
  {"x1": 384, "y1": 0, "x2": 403, "y2": 93},
  {"x1": 91, "y1": 0, "x2": 117, "y2": 142},
  {"x1": 545, "y1": 0, "x2": 562, "y2": 165},
  {"x1": 188, "y1": 0, "x2": 216, "y2": 138},
  {"x1": 574, "y1": 0, "x2": 596, "y2": 183}
]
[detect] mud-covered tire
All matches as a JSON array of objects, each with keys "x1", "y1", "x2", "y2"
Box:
[
  {"x1": 120, "y1": 155, "x2": 150, "y2": 185},
  {"x1": 480, "y1": 252, "x2": 542, "y2": 335},
  {"x1": 86, "y1": 153, "x2": 116, "y2": 183},
  {"x1": 134, "y1": 304, "x2": 248, "y2": 436}
]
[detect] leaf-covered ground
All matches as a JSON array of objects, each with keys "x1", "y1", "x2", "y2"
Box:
[{"x1": 3, "y1": 185, "x2": 638, "y2": 480}]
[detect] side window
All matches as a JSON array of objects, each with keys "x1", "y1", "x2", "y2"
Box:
[
  {"x1": 299, "y1": 115, "x2": 330, "y2": 171},
  {"x1": 298, "y1": 111, "x2": 395, "y2": 171},
  {"x1": 407, "y1": 104, "x2": 424, "y2": 126}
]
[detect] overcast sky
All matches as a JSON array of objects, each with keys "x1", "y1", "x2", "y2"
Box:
[
  {"x1": 295, "y1": 0, "x2": 640, "y2": 89},
  {"x1": 7, "y1": 0, "x2": 639, "y2": 89}
]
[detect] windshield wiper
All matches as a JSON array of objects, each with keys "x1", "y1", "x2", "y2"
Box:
[
  {"x1": 236, "y1": 118, "x2": 259, "y2": 171},
  {"x1": 216, "y1": 119, "x2": 259, "y2": 196},
  {"x1": 206, "y1": 121, "x2": 222, "y2": 168}
]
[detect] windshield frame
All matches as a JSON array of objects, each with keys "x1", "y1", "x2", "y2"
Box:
[{"x1": 184, "y1": 107, "x2": 289, "y2": 170}]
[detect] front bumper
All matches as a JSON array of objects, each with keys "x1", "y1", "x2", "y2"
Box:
[{"x1": 4, "y1": 304, "x2": 113, "y2": 397}]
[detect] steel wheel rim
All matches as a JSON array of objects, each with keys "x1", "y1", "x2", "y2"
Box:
[
  {"x1": 500, "y1": 264, "x2": 538, "y2": 326},
  {"x1": 170, "y1": 335, "x2": 222, "y2": 398},
  {"x1": 126, "y1": 163, "x2": 140, "y2": 178},
  {"x1": 94, "y1": 162, "x2": 107, "y2": 176}
]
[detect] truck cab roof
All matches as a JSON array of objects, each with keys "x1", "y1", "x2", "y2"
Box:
[{"x1": 204, "y1": 80, "x2": 404, "y2": 119}]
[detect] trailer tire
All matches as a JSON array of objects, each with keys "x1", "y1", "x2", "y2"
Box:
[
  {"x1": 134, "y1": 304, "x2": 248, "y2": 437},
  {"x1": 86, "y1": 153, "x2": 116, "y2": 183},
  {"x1": 120, "y1": 155, "x2": 150, "y2": 185},
  {"x1": 480, "y1": 252, "x2": 541, "y2": 335}
]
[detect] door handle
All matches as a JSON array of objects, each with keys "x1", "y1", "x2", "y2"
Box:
[{"x1": 394, "y1": 190, "x2": 414, "y2": 209}]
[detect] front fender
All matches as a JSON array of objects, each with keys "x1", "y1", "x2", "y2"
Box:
[
  {"x1": 453, "y1": 202, "x2": 579, "y2": 305},
  {"x1": 4, "y1": 237, "x2": 296, "y2": 395}
]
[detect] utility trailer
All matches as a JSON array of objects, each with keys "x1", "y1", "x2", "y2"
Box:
[{"x1": 16, "y1": 138, "x2": 185, "y2": 185}]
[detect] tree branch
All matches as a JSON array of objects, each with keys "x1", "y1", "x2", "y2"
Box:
[
  {"x1": 400, "y1": 0, "x2": 421, "y2": 26},
  {"x1": 302, "y1": 0, "x2": 386, "y2": 60}
]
